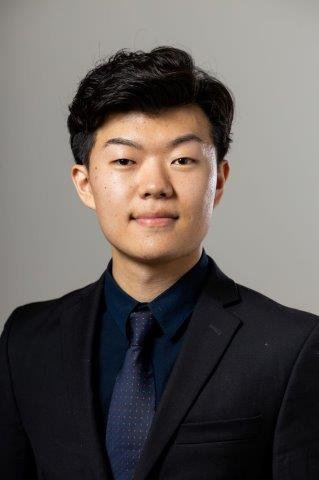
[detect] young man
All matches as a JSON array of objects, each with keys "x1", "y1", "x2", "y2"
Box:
[{"x1": 1, "y1": 46, "x2": 318, "y2": 480}]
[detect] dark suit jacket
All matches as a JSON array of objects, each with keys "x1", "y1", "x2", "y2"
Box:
[{"x1": 1, "y1": 254, "x2": 319, "y2": 480}]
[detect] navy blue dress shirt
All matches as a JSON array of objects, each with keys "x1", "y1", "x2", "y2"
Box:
[{"x1": 97, "y1": 247, "x2": 210, "y2": 439}]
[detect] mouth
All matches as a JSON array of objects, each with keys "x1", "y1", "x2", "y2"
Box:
[{"x1": 132, "y1": 217, "x2": 178, "y2": 227}]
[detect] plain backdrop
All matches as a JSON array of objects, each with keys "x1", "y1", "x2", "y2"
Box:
[{"x1": 1, "y1": 0, "x2": 318, "y2": 331}]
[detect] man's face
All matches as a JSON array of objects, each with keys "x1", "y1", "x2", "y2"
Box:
[{"x1": 71, "y1": 104, "x2": 229, "y2": 265}]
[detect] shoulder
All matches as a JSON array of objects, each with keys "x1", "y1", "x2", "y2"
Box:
[
  {"x1": 236, "y1": 281, "x2": 318, "y2": 320},
  {"x1": 233, "y1": 281, "x2": 319, "y2": 345},
  {"x1": 1, "y1": 275, "x2": 102, "y2": 337}
]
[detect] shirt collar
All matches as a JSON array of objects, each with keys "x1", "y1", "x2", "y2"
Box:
[{"x1": 104, "y1": 247, "x2": 210, "y2": 340}]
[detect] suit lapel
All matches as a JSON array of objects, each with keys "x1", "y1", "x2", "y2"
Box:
[
  {"x1": 59, "y1": 273, "x2": 112, "y2": 478},
  {"x1": 59, "y1": 255, "x2": 242, "y2": 480},
  {"x1": 133, "y1": 255, "x2": 242, "y2": 480}
]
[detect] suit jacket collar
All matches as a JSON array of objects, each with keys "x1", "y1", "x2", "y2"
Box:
[{"x1": 59, "y1": 254, "x2": 242, "y2": 479}]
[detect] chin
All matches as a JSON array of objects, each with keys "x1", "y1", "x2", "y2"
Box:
[{"x1": 116, "y1": 243, "x2": 182, "y2": 265}]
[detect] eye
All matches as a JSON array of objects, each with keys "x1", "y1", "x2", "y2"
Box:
[
  {"x1": 172, "y1": 157, "x2": 196, "y2": 165},
  {"x1": 112, "y1": 158, "x2": 135, "y2": 166},
  {"x1": 111, "y1": 157, "x2": 196, "y2": 167}
]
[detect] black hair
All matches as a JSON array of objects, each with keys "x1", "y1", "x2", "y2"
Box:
[{"x1": 67, "y1": 45, "x2": 234, "y2": 168}]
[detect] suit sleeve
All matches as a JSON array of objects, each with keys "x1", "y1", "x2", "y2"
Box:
[
  {"x1": 0, "y1": 308, "x2": 38, "y2": 479},
  {"x1": 273, "y1": 317, "x2": 319, "y2": 480}
]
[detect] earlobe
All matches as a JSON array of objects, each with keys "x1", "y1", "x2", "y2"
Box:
[{"x1": 70, "y1": 164, "x2": 96, "y2": 211}]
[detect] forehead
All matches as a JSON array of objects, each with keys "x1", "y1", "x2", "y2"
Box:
[{"x1": 95, "y1": 104, "x2": 213, "y2": 149}]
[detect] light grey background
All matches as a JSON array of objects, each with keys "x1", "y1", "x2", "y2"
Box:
[{"x1": 1, "y1": 0, "x2": 318, "y2": 330}]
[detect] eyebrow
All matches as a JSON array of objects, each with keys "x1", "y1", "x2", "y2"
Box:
[{"x1": 103, "y1": 133, "x2": 204, "y2": 150}]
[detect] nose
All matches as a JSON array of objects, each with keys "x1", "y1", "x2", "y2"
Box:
[{"x1": 137, "y1": 160, "x2": 174, "y2": 199}]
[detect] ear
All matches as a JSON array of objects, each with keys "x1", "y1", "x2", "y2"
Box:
[
  {"x1": 213, "y1": 159, "x2": 230, "y2": 208},
  {"x1": 70, "y1": 164, "x2": 96, "y2": 210}
]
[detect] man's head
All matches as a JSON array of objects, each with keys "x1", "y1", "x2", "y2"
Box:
[{"x1": 68, "y1": 46, "x2": 233, "y2": 265}]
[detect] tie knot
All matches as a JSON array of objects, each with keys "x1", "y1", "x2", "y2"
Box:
[{"x1": 128, "y1": 306, "x2": 157, "y2": 347}]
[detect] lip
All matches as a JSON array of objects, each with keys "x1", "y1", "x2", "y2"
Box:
[
  {"x1": 133, "y1": 212, "x2": 178, "y2": 219},
  {"x1": 134, "y1": 217, "x2": 177, "y2": 227}
]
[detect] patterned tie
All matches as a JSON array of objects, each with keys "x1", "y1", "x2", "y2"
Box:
[{"x1": 105, "y1": 305, "x2": 157, "y2": 480}]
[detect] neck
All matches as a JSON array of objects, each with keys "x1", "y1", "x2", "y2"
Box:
[{"x1": 110, "y1": 246, "x2": 203, "y2": 302}]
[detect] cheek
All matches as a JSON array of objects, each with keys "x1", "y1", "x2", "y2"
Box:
[
  {"x1": 179, "y1": 171, "x2": 216, "y2": 218},
  {"x1": 93, "y1": 174, "x2": 129, "y2": 214}
]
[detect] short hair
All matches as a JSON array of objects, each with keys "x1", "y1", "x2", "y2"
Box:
[{"x1": 67, "y1": 45, "x2": 234, "y2": 168}]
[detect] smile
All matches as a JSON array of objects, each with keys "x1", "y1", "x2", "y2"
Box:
[{"x1": 133, "y1": 217, "x2": 177, "y2": 227}]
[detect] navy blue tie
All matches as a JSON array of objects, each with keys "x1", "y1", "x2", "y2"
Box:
[{"x1": 105, "y1": 305, "x2": 157, "y2": 480}]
